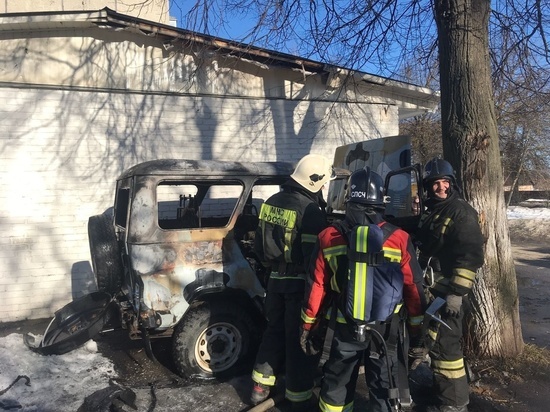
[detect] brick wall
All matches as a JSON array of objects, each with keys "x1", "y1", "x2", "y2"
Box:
[{"x1": 0, "y1": 86, "x2": 398, "y2": 321}]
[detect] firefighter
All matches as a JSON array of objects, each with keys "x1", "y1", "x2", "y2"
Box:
[
  {"x1": 250, "y1": 153, "x2": 334, "y2": 411},
  {"x1": 415, "y1": 158, "x2": 485, "y2": 412},
  {"x1": 300, "y1": 166, "x2": 427, "y2": 412}
]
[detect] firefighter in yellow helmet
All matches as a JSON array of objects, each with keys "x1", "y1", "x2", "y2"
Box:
[{"x1": 250, "y1": 153, "x2": 334, "y2": 411}]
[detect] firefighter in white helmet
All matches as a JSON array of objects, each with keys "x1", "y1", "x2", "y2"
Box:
[{"x1": 250, "y1": 153, "x2": 334, "y2": 411}]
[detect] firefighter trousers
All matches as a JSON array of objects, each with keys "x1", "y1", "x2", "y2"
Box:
[
  {"x1": 319, "y1": 322, "x2": 399, "y2": 412},
  {"x1": 252, "y1": 290, "x2": 316, "y2": 403},
  {"x1": 428, "y1": 306, "x2": 469, "y2": 408}
]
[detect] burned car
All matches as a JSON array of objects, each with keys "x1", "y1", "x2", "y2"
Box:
[
  {"x1": 22, "y1": 135, "x2": 421, "y2": 380},
  {"x1": 87, "y1": 160, "x2": 298, "y2": 379},
  {"x1": 85, "y1": 138, "x2": 421, "y2": 380}
]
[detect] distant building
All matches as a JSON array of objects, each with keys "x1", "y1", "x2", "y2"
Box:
[
  {"x1": 504, "y1": 171, "x2": 550, "y2": 204},
  {"x1": 0, "y1": 2, "x2": 439, "y2": 321}
]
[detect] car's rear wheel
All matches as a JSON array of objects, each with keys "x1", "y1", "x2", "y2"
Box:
[
  {"x1": 172, "y1": 300, "x2": 261, "y2": 379},
  {"x1": 88, "y1": 214, "x2": 123, "y2": 295}
]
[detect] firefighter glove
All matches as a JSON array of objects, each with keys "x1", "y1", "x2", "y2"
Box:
[
  {"x1": 299, "y1": 326, "x2": 322, "y2": 356},
  {"x1": 445, "y1": 294, "x2": 462, "y2": 318}
]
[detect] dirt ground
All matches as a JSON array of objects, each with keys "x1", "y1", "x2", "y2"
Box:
[{"x1": 461, "y1": 221, "x2": 550, "y2": 412}]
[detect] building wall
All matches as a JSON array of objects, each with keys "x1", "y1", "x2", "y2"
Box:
[
  {"x1": 0, "y1": 0, "x2": 170, "y2": 24},
  {"x1": 0, "y1": 9, "x2": 415, "y2": 321},
  {"x1": 0, "y1": 84, "x2": 397, "y2": 321}
]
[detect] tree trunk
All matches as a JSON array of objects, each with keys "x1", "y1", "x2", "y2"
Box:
[{"x1": 434, "y1": 0, "x2": 523, "y2": 357}]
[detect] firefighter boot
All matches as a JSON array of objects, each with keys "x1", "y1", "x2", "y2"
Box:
[{"x1": 250, "y1": 383, "x2": 270, "y2": 405}]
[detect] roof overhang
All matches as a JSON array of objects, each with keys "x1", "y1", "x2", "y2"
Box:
[{"x1": 0, "y1": 7, "x2": 440, "y2": 118}]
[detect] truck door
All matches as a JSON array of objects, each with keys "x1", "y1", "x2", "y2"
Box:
[{"x1": 326, "y1": 135, "x2": 422, "y2": 232}]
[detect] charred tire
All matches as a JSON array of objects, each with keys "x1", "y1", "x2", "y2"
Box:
[
  {"x1": 172, "y1": 300, "x2": 261, "y2": 379},
  {"x1": 88, "y1": 214, "x2": 123, "y2": 295}
]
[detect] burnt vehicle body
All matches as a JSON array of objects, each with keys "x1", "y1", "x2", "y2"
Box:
[
  {"x1": 88, "y1": 160, "x2": 296, "y2": 378},
  {"x1": 84, "y1": 136, "x2": 421, "y2": 380}
]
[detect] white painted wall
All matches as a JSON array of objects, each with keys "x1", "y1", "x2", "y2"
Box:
[
  {"x1": 0, "y1": 10, "x2": 431, "y2": 321},
  {"x1": 0, "y1": 85, "x2": 397, "y2": 321}
]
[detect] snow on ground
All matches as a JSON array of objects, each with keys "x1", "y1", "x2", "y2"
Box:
[
  {"x1": 507, "y1": 205, "x2": 550, "y2": 242},
  {"x1": 0, "y1": 206, "x2": 548, "y2": 411},
  {"x1": 0, "y1": 334, "x2": 116, "y2": 411},
  {"x1": 507, "y1": 205, "x2": 550, "y2": 219}
]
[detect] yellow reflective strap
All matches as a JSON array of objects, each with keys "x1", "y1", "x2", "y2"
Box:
[
  {"x1": 440, "y1": 217, "x2": 453, "y2": 235},
  {"x1": 259, "y1": 203, "x2": 297, "y2": 228},
  {"x1": 394, "y1": 303, "x2": 403, "y2": 314},
  {"x1": 383, "y1": 246, "x2": 402, "y2": 262},
  {"x1": 352, "y1": 260, "x2": 368, "y2": 320},
  {"x1": 302, "y1": 233, "x2": 318, "y2": 244},
  {"x1": 324, "y1": 245, "x2": 347, "y2": 275},
  {"x1": 323, "y1": 245, "x2": 348, "y2": 259},
  {"x1": 451, "y1": 268, "x2": 476, "y2": 290},
  {"x1": 319, "y1": 396, "x2": 354, "y2": 412},
  {"x1": 284, "y1": 228, "x2": 293, "y2": 262},
  {"x1": 252, "y1": 369, "x2": 276, "y2": 386},
  {"x1": 432, "y1": 358, "x2": 466, "y2": 379},
  {"x1": 286, "y1": 388, "x2": 313, "y2": 403},
  {"x1": 352, "y1": 226, "x2": 369, "y2": 321},
  {"x1": 301, "y1": 308, "x2": 316, "y2": 324},
  {"x1": 356, "y1": 226, "x2": 369, "y2": 253},
  {"x1": 428, "y1": 328, "x2": 438, "y2": 341}
]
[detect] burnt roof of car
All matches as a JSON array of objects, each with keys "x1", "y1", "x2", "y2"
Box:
[{"x1": 118, "y1": 159, "x2": 297, "y2": 180}]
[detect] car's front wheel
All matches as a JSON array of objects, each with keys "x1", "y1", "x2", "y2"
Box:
[{"x1": 172, "y1": 300, "x2": 261, "y2": 379}]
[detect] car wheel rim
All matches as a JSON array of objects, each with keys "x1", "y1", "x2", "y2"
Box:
[{"x1": 195, "y1": 321, "x2": 242, "y2": 373}]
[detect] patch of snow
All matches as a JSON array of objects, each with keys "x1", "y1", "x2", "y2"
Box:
[
  {"x1": 0, "y1": 333, "x2": 116, "y2": 411},
  {"x1": 507, "y1": 206, "x2": 550, "y2": 220}
]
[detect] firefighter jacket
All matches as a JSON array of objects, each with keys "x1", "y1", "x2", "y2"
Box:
[
  {"x1": 254, "y1": 180, "x2": 327, "y2": 293},
  {"x1": 301, "y1": 220, "x2": 426, "y2": 336},
  {"x1": 415, "y1": 190, "x2": 485, "y2": 296}
]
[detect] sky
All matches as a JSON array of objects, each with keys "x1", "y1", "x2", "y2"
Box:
[
  {"x1": 168, "y1": 0, "x2": 256, "y2": 42},
  {"x1": 0, "y1": 205, "x2": 548, "y2": 411}
]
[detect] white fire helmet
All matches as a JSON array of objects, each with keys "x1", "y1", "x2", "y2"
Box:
[{"x1": 290, "y1": 154, "x2": 335, "y2": 193}]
